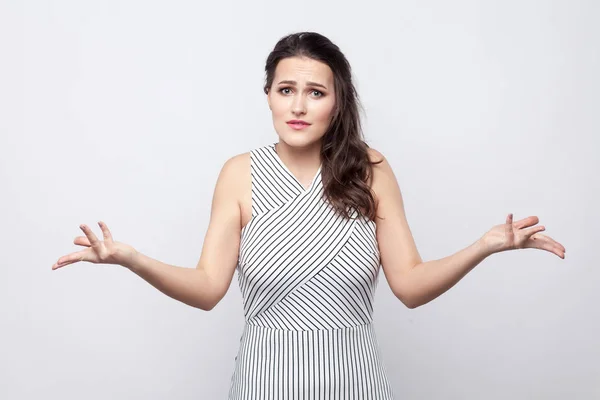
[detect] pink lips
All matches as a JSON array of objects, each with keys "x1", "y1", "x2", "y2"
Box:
[{"x1": 287, "y1": 120, "x2": 311, "y2": 130}]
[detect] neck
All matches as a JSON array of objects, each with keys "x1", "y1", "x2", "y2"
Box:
[{"x1": 275, "y1": 140, "x2": 322, "y2": 174}]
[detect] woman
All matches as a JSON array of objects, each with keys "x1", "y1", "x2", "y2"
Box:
[{"x1": 52, "y1": 32, "x2": 566, "y2": 399}]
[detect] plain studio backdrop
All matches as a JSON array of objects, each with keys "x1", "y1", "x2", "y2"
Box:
[{"x1": 1, "y1": 0, "x2": 598, "y2": 399}]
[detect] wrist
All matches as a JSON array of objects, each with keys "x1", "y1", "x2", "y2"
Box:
[
  {"x1": 477, "y1": 236, "x2": 496, "y2": 258},
  {"x1": 119, "y1": 246, "x2": 141, "y2": 271}
]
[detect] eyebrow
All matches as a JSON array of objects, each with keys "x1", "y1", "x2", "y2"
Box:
[{"x1": 277, "y1": 80, "x2": 328, "y2": 90}]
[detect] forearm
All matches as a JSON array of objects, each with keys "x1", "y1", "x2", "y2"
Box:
[
  {"x1": 124, "y1": 251, "x2": 216, "y2": 311},
  {"x1": 403, "y1": 238, "x2": 492, "y2": 308}
]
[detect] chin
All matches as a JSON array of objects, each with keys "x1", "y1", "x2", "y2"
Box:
[
  {"x1": 280, "y1": 136, "x2": 320, "y2": 149},
  {"x1": 276, "y1": 128, "x2": 324, "y2": 148}
]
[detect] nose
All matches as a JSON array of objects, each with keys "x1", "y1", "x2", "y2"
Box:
[{"x1": 291, "y1": 94, "x2": 307, "y2": 115}]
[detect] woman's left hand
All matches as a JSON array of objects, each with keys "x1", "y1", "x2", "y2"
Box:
[{"x1": 481, "y1": 213, "x2": 566, "y2": 259}]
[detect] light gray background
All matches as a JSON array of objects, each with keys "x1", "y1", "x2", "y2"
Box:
[{"x1": 1, "y1": 0, "x2": 598, "y2": 399}]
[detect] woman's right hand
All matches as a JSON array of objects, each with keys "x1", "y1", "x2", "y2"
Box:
[{"x1": 52, "y1": 221, "x2": 138, "y2": 270}]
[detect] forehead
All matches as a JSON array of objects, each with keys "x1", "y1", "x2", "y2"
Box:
[{"x1": 274, "y1": 56, "x2": 334, "y2": 86}]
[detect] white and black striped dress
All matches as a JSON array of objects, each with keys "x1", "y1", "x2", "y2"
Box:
[{"x1": 228, "y1": 143, "x2": 395, "y2": 399}]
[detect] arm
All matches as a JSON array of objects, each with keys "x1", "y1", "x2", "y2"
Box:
[
  {"x1": 125, "y1": 153, "x2": 247, "y2": 311},
  {"x1": 396, "y1": 239, "x2": 490, "y2": 309},
  {"x1": 368, "y1": 148, "x2": 491, "y2": 309},
  {"x1": 406, "y1": 214, "x2": 564, "y2": 307},
  {"x1": 126, "y1": 255, "x2": 216, "y2": 311}
]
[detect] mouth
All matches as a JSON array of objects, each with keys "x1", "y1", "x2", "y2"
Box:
[{"x1": 286, "y1": 120, "x2": 311, "y2": 130}]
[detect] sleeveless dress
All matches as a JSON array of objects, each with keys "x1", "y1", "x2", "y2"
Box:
[{"x1": 228, "y1": 143, "x2": 395, "y2": 399}]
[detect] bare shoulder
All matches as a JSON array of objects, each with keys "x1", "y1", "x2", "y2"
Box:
[
  {"x1": 221, "y1": 151, "x2": 250, "y2": 181},
  {"x1": 366, "y1": 146, "x2": 385, "y2": 163},
  {"x1": 218, "y1": 151, "x2": 251, "y2": 229},
  {"x1": 365, "y1": 146, "x2": 393, "y2": 201}
]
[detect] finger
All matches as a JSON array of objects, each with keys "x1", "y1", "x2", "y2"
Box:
[
  {"x1": 74, "y1": 236, "x2": 91, "y2": 247},
  {"x1": 534, "y1": 233, "x2": 567, "y2": 253},
  {"x1": 527, "y1": 234, "x2": 565, "y2": 258},
  {"x1": 52, "y1": 251, "x2": 88, "y2": 270},
  {"x1": 522, "y1": 225, "x2": 545, "y2": 239},
  {"x1": 505, "y1": 213, "x2": 513, "y2": 236},
  {"x1": 98, "y1": 221, "x2": 113, "y2": 242},
  {"x1": 513, "y1": 215, "x2": 539, "y2": 230},
  {"x1": 80, "y1": 224, "x2": 100, "y2": 247}
]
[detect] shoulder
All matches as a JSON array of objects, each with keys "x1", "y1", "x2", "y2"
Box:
[
  {"x1": 365, "y1": 146, "x2": 393, "y2": 193},
  {"x1": 214, "y1": 151, "x2": 251, "y2": 200},
  {"x1": 222, "y1": 150, "x2": 250, "y2": 173},
  {"x1": 221, "y1": 150, "x2": 251, "y2": 181},
  {"x1": 366, "y1": 146, "x2": 385, "y2": 165}
]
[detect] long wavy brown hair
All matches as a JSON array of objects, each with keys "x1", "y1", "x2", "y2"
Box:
[{"x1": 263, "y1": 32, "x2": 383, "y2": 222}]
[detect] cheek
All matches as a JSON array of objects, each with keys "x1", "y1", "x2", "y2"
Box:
[
  {"x1": 311, "y1": 100, "x2": 335, "y2": 122},
  {"x1": 271, "y1": 100, "x2": 290, "y2": 118}
]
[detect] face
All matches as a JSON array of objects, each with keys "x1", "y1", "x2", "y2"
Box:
[{"x1": 267, "y1": 56, "x2": 336, "y2": 149}]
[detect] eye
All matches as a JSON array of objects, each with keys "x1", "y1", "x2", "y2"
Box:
[
  {"x1": 310, "y1": 90, "x2": 324, "y2": 98},
  {"x1": 279, "y1": 87, "x2": 292, "y2": 95}
]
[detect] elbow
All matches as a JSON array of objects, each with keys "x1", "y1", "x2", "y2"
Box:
[
  {"x1": 402, "y1": 295, "x2": 429, "y2": 309},
  {"x1": 392, "y1": 287, "x2": 421, "y2": 309},
  {"x1": 195, "y1": 269, "x2": 225, "y2": 311},
  {"x1": 197, "y1": 300, "x2": 217, "y2": 311},
  {"x1": 402, "y1": 297, "x2": 421, "y2": 309},
  {"x1": 392, "y1": 285, "x2": 421, "y2": 310},
  {"x1": 198, "y1": 288, "x2": 226, "y2": 311},
  {"x1": 391, "y1": 271, "x2": 423, "y2": 309},
  {"x1": 197, "y1": 300, "x2": 214, "y2": 311},
  {"x1": 404, "y1": 292, "x2": 422, "y2": 309},
  {"x1": 393, "y1": 291, "x2": 418, "y2": 309},
  {"x1": 197, "y1": 295, "x2": 219, "y2": 311},
  {"x1": 406, "y1": 301, "x2": 421, "y2": 309}
]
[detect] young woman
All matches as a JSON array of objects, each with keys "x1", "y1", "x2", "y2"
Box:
[{"x1": 52, "y1": 32, "x2": 566, "y2": 399}]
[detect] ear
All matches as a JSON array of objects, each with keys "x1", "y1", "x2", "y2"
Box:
[{"x1": 266, "y1": 90, "x2": 272, "y2": 110}]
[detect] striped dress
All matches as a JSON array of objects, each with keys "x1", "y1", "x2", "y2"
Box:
[{"x1": 228, "y1": 143, "x2": 395, "y2": 399}]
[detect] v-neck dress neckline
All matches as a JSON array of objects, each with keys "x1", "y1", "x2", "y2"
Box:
[{"x1": 269, "y1": 142, "x2": 322, "y2": 192}]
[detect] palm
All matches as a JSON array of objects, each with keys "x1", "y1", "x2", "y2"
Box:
[
  {"x1": 483, "y1": 214, "x2": 566, "y2": 259},
  {"x1": 52, "y1": 221, "x2": 136, "y2": 270}
]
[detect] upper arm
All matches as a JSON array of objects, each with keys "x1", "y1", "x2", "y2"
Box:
[
  {"x1": 368, "y1": 147, "x2": 423, "y2": 305},
  {"x1": 194, "y1": 152, "x2": 248, "y2": 308}
]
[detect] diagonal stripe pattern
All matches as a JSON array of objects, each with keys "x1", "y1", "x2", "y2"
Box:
[{"x1": 229, "y1": 143, "x2": 395, "y2": 399}]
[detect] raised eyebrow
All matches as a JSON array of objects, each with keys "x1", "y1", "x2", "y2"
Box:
[{"x1": 277, "y1": 80, "x2": 328, "y2": 90}]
